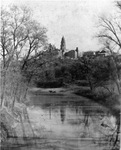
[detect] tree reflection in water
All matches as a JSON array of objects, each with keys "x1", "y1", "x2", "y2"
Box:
[
  {"x1": 60, "y1": 105, "x2": 66, "y2": 124},
  {"x1": 35, "y1": 100, "x2": 120, "y2": 149}
]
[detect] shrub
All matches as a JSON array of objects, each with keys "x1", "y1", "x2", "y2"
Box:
[
  {"x1": 36, "y1": 79, "x2": 64, "y2": 88},
  {"x1": 74, "y1": 80, "x2": 89, "y2": 86}
]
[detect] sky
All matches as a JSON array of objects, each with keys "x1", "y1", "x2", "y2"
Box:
[{"x1": 1, "y1": 0, "x2": 116, "y2": 52}]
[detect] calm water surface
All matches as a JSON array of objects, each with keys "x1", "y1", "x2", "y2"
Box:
[
  {"x1": 3, "y1": 91, "x2": 117, "y2": 150},
  {"x1": 25, "y1": 92, "x2": 116, "y2": 150}
]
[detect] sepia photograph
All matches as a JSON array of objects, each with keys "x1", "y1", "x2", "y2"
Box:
[{"x1": 0, "y1": 0, "x2": 120, "y2": 149}]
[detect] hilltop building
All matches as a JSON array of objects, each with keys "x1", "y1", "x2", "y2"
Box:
[
  {"x1": 82, "y1": 49, "x2": 110, "y2": 58},
  {"x1": 82, "y1": 51, "x2": 95, "y2": 58},
  {"x1": 58, "y1": 36, "x2": 79, "y2": 59},
  {"x1": 95, "y1": 49, "x2": 110, "y2": 57}
]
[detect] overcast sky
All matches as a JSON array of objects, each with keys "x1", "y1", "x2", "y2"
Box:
[{"x1": 1, "y1": 0, "x2": 116, "y2": 52}]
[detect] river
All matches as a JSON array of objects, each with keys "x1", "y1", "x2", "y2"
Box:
[{"x1": 4, "y1": 88, "x2": 117, "y2": 150}]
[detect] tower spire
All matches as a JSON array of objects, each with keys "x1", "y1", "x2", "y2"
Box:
[{"x1": 60, "y1": 36, "x2": 66, "y2": 53}]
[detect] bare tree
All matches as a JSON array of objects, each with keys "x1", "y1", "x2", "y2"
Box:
[
  {"x1": 0, "y1": 5, "x2": 47, "y2": 107},
  {"x1": 21, "y1": 20, "x2": 47, "y2": 69},
  {"x1": 1, "y1": 6, "x2": 30, "y2": 66},
  {"x1": 0, "y1": 6, "x2": 29, "y2": 107},
  {"x1": 97, "y1": 14, "x2": 121, "y2": 95},
  {"x1": 97, "y1": 2, "x2": 121, "y2": 148},
  {"x1": 0, "y1": 5, "x2": 48, "y2": 145}
]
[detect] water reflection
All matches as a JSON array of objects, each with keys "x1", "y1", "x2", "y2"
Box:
[
  {"x1": 2, "y1": 92, "x2": 119, "y2": 150},
  {"x1": 49, "y1": 105, "x2": 51, "y2": 119},
  {"x1": 27, "y1": 94, "x2": 119, "y2": 150},
  {"x1": 60, "y1": 105, "x2": 66, "y2": 123}
]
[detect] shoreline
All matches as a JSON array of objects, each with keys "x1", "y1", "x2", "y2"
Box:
[{"x1": 28, "y1": 86, "x2": 75, "y2": 96}]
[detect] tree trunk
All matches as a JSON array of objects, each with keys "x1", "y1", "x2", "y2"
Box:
[{"x1": 1, "y1": 70, "x2": 6, "y2": 107}]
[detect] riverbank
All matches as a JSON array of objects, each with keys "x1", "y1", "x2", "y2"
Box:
[
  {"x1": 73, "y1": 87, "x2": 120, "y2": 115},
  {"x1": 28, "y1": 84, "x2": 90, "y2": 95},
  {"x1": 28, "y1": 85, "x2": 77, "y2": 97}
]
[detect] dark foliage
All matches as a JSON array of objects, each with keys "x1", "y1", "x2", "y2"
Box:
[{"x1": 36, "y1": 79, "x2": 64, "y2": 88}]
